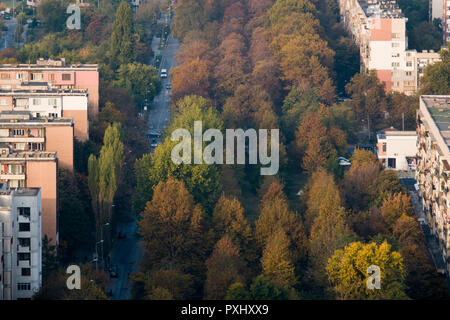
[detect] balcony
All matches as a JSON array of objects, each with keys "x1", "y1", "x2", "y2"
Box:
[
  {"x1": 0, "y1": 137, "x2": 44, "y2": 143},
  {"x1": 0, "y1": 173, "x2": 25, "y2": 180}
]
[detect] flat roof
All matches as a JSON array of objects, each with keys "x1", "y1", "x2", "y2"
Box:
[
  {"x1": 422, "y1": 96, "x2": 450, "y2": 147},
  {"x1": 358, "y1": 0, "x2": 404, "y2": 19}
]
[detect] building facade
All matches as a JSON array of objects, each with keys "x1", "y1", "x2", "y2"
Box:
[
  {"x1": 416, "y1": 95, "x2": 450, "y2": 274},
  {"x1": 339, "y1": 0, "x2": 441, "y2": 94},
  {"x1": 377, "y1": 129, "x2": 417, "y2": 170},
  {"x1": 0, "y1": 188, "x2": 42, "y2": 300},
  {"x1": 0, "y1": 59, "x2": 99, "y2": 120},
  {"x1": 0, "y1": 88, "x2": 88, "y2": 141},
  {"x1": 0, "y1": 150, "x2": 57, "y2": 244}
]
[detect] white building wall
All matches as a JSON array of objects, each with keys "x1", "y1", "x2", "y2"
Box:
[{"x1": 62, "y1": 95, "x2": 88, "y2": 111}]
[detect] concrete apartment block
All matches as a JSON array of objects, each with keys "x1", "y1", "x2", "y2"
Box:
[
  {"x1": 0, "y1": 88, "x2": 88, "y2": 141},
  {"x1": 0, "y1": 187, "x2": 42, "y2": 300},
  {"x1": 0, "y1": 58, "x2": 99, "y2": 120},
  {"x1": 338, "y1": 0, "x2": 441, "y2": 94},
  {"x1": 416, "y1": 95, "x2": 450, "y2": 274},
  {"x1": 0, "y1": 151, "x2": 57, "y2": 245}
]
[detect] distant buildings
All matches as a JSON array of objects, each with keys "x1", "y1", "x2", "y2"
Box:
[
  {"x1": 0, "y1": 187, "x2": 42, "y2": 300},
  {"x1": 376, "y1": 129, "x2": 417, "y2": 170},
  {"x1": 431, "y1": 0, "x2": 450, "y2": 44},
  {"x1": 338, "y1": 0, "x2": 441, "y2": 94},
  {"x1": 416, "y1": 95, "x2": 450, "y2": 274}
]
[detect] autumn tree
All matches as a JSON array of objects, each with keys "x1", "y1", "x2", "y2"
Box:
[
  {"x1": 205, "y1": 235, "x2": 247, "y2": 299},
  {"x1": 380, "y1": 193, "x2": 414, "y2": 230},
  {"x1": 138, "y1": 177, "x2": 207, "y2": 278},
  {"x1": 171, "y1": 58, "x2": 212, "y2": 102},
  {"x1": 261, "y1": 228, "x2": 296, "y2": 288},
  {"x1": 255, "y1": 182, "x2": 307, "y2": 267},
  {"x1": 326, "y1": 241, "x2": 408, "y2": 300}
]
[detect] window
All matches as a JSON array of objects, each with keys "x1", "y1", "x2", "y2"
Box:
[
  {"x1": 19, "y1": 223, "x2": 30, "y2": 232},
  {"x1": 32, "y1": 98, "x2": 41, "y2": 105},
  {"x1": 16, "y1": 73, "x2": 23, "y2": 80},
  {"x1": 1, "y1": 73, "x2": 11, "y2": 80},
  {"x1": 392, "y1": 33, "x2": 400, "y2": 39},
  {"x1": 17, "y1": 283, "x2": 31, "y2": 291},
  {"x1": 382, "y1": 143, "x2": 387, "y2": 152},
  {"x1": 62, "y1": 74, "x2": 71, "y2": 81},
  {"x1": 19, "y1": 238, "x2": 30, "y2": 247},
  {"x1": 18, "y1": 207, "x2": 30, "y2": 219},
  {"x1": 48, "y1": 98, "x2": 57, "y2": 106},
  {"x1": 21, "y1": 268, "x2": 31, "y2": 276},
  {"x1": 392, "y1": 62, "x2": 400, "y2": 67},
  {"x1": 406, "y1": 61, "x2": 413, "y2": 67},
  {"x1": 0, "y1": 99, "x2": 8, "y2": 106},
  {"x1": 31, "y1": 73, "x2": 43, "y2": 81},
  {"x1": 18, "y1": 252, "x2": 30, "y2": 261},
  {"x1": 16, "y1": 99, "x2": 28, "y2": 107},
  {"x1": 48, "y1": 74, "x2": 55, "y2": 81},
  {"x1": 13, "y1": 129, "x2": 25, "y2": 136},
  {"x1": 392, "y1": 42, "x2": 400, "y2": 48},
  {"x1": 406, "y1": 71, "x2": 412, "y2": 76}
]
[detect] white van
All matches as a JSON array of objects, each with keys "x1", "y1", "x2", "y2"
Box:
[{"x1": 160, "y1": 69, "x2": 168, "y2": 78}]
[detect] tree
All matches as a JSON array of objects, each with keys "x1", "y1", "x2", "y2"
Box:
[
  {"x1": 171, "y1": 58, "x2": 212, "y2": 102},
  {"x1": 326, "y1": 241, "x2": 408, "y2": 300},
  {"x1": 134, "y1": 95, "x2": 223, "y2": 213},
  {"x1": 138, "y1": 177, "x2": 207, "y2": 277},
  {"x1": 255, "y1": 183, "x2": 307, "y2": 267},
  {"x1": 37, "y1": 0, "x2": 67, "y2": 33},
  {"x1": 420, "y1": 47, "x2": 450, "y2": 95},
  {"x1": 212, "y1": 194, "x2": 256, "y2": 264},
  {"x1": 110, "y1": 1, "x2": 136, "y2": 68},
  {"x1": 345, "y1": 71, "x2": 387, "y2": 134},
  {"x1": 205, "y1": 235, "x2": 247, "y2": 299},
  {"x1": 41, "y1": 235, "x2": 59, "y2": 282},
  {"x1": 143, "y1": 269, "x2": 195, "y2": 300},
  {"x1": 114, "y1": 62, "x2": 161, "y2": 105},
  {"x1": 88, "y1": 123, "x2": 124, "y2": 261},
  {"x1": 34, "y1": 263, "x2": 108, "y2": 300},
  {"x1": 261, "y1": 228, "x2": 296, "y2": 288},
  {"x1": 380, "y1": 193, "x2": 414, "y2": 230},
  {"x1": 226, "y1": 276, "x2": 291, "y2": 300}
]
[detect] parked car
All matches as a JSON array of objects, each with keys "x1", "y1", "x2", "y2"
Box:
[
  {"x1": 166, "y1": 83, "x2": 172, "y2": 90},
  {"x1": 338, "y1": 157, "x2": 351, "y2": 166},
  {"x1": 110, "y1": 265, "x2": 119, "y2": 278},
  {"x1": 151, "y1": 139, "x2": 158, "y2": 148}
]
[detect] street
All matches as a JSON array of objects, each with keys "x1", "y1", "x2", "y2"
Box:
[
  {"x1": 1, "y1": 17, "x2": 17, "y2": 50},
  {"x1": 108, "y1": 15, "x2": 179, "y2": 300}
]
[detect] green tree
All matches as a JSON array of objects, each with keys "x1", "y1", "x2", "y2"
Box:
[
  {"x1": 114, "y1": 62, "x2": 161, "y2": 105},
  {"x1": 326, "y1": 241, "x2": 408, "y2": 300},
  {"x1": 37, "y1": 0, "x2": 67, "y2": 33},
  {"x1": 110, "y1": 1, "x2": 136, "y2": 68},
  {"x1": 420, "y1": 47, "x2": 450, "y2": 95}
]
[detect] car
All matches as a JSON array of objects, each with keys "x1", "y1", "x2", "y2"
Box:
[
  {"x1": 110, "y1": 265, "x2": 119, "y2": 278},
  {"x1": 3, "y1": 13, "x2": 10, "y2": 20},
  {"x1": 151, "y1": 139, "x2": 158, "y2": 148},
  {"x1": 337, "y1": 157, "x2": 351, "y2": 166},
  {"x1": 166, "y1": 83, "x2": 172, "y2": 90},
  {"x1": 160, "y1": 69, "x2": 168, "y2": 78}
]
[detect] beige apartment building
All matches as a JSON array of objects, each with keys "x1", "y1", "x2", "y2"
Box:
[
  {"x1": 0, "y1": 58, "x2": 99, "y2": 120},
  {"x1": 338, "y1": 0, "x2": 441, "y2": 94},
  {"x1": 416, "y1": 95, "x2": 450, "y2": 274}
]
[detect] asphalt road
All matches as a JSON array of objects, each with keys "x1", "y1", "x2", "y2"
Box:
[
  {"x1": 108, "y1": 17, "x2": 179, "y2": 300},
  {"x1": 1, "y1": 17, "x2": 17, "y2": 50},
  {"x1": 147, "y1": 32, "x2": 179, "y2": 148}
]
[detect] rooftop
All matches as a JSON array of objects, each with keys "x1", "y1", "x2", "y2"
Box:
[
  {"x1": 0, "y1": 58, "x2": 98, "y2": 70},
  {"x1": 0, "y1": 111, "x2": 73, "y2": 125},
  {"x1": 359, "y1": 0, "x2": 404, "y2": 18},
  {"x1": 421, "y1": 95, "x2": 450, "y2": 148}
]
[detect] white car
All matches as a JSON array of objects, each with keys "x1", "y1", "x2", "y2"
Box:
[
  {"x1": 338, "y1": 157, "x2": 351, "y2": 166},
  {"x1": 160, "y1": 69, "x2": 168, "y2": 78}
]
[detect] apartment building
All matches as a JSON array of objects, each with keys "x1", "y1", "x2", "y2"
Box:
[
  {"x1": 376, "y1": 129, "x2": 417, "y2": 170},
  {"x1": 338, "y1": 0, "x2": 441, "y2": 94},
  {"x1": 0, "y1": 88, "x2": 88, "y2": 141},
  {"x1": 0, "y1": 150, "x2": 57, "y2": 245},
  {"x1": 0, "y1": 58, "x2": 99, "y2": 120},
  {"x1": 431, "y1": 0, "x2": 450, "y2": 44},
  {"x1": 0, "y1": 112, "x2": 74, "y2": 170},
  {"x1": 416, "y1": 95, "x2": 450, "y2": 274},
  {"x1": 0, "y1": 187, "x2": 42, "y2": 300}
]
